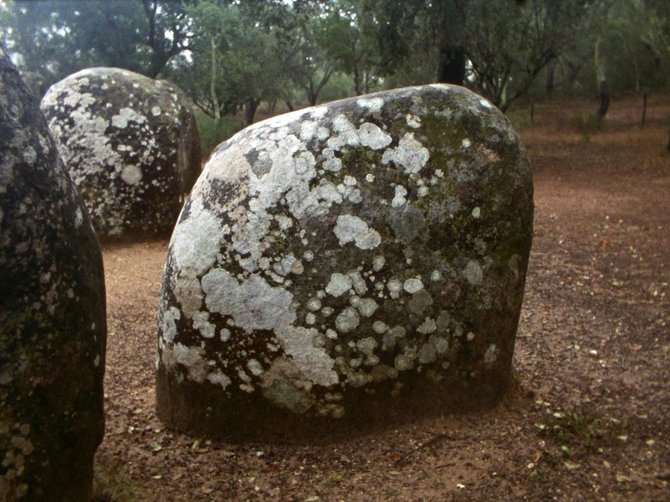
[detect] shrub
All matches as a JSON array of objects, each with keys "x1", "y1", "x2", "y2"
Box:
[{"x1": 195, "y1": 112, "x2": 245, "y2": 159}]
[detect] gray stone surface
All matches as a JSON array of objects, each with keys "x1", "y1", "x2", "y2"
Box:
[
  {"x1": 0, "y1": 47, "x2": 106, "y2": 499},
  {"x1": 156, "y1": 84, "x2": 533, "y2": 438},
  {"x1": 41, "y1": 67, "x2": 200, "y2": 239}
]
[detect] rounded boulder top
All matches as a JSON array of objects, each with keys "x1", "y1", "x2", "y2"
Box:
[
  {"x1": 40, "y1": 67, "x2": 201, "y2": 240},
  {"x1": 157, "y1": 84, "x2": 533, "y2": 439}
]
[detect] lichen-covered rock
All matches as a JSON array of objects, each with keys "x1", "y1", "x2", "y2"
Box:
[
  {"x1": 156, "y1": 84, "x2": 533, "y2": 438},
  {"x1": 0, "y1": 47, "x2": 106, "y2": 499},
  {"x1": 40, "y1": 67, "x2": 201, "y2": 239}
]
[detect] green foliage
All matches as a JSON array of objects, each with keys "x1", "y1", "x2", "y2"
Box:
[
  {"x1": 195, "y1": 112, "x2": 244, "y2": 159},
  {"x1": 0, "y1": 1, "x2": 191, "y2": 95},
  {"x1": 2, "y1": 0, "x2": 670, "y2": 124},
  {"x1": 318, "y1": 72, "x2": 356, "y2": 103}
]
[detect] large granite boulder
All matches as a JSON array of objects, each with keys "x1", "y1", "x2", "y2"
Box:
[
  {"x1": 40, "y1": 67, "x2": 201, "y2": 240},
  {"x1": 0, "y1": 48, "x2": 106, "y2": 499},
  {"x1": 156, "y1": 85, "x2": 533, "y2": 439}
]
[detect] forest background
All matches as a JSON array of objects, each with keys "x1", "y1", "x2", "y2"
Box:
[{"x1": 1, "y1": 0, "x2": 669, "y2": 155}]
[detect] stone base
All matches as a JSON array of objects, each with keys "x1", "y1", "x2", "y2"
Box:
[{"x1": 156, "y1": 364, "x2": 511, "y2": 442}]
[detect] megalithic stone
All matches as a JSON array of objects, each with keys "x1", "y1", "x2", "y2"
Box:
[
  {"x1": 0, "y1": 46, "x2": 106, "y2": 499},
  {"x1": 156, "y1": 85, "x2": 533, "y2": 440},
  {"x1": 41, "y1": 67, "x2": 201, "y2": 240}
]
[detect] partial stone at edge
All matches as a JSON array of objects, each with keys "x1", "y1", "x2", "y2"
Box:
[
  {"x1": 40, "y1": 67, "x2": 201, "y2": 240},
  {"x1": 156, "y1": 84, "x2": 533, "y2": 439},
  {"x1": 0, "y1": 47, "x2": 106, "y2": 499}
]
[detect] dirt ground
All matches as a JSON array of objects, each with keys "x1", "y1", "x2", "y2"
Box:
[{"x1": 95, "y1": 94, "x2": 670, "y2": 501}]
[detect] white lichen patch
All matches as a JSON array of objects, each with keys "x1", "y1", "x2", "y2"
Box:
[
  {"x1": 325, "y1": 272, "x2": 352, "y2": 297},
  {"x1": 462, "y1": 260, "x2": 484, "y2": 286},
  {"x1": 350, "y1": 296, "x2": 379, "y2": 318},
  {"x1": 335, "y1": 307, "x2": 360, "y2": 333},
  {"x1": 387, "y1": 278, "x2": 403, "y2": 299},
  {"x1": 171, "y1": 199, "x2": 223, "y2": 275},
  {"x1": 306, "y1": 297, "x2": 322, "y2": 311},
  {"x1": 348, "y1": 270, "x2": 368, "y2": 295},
  {"x1": 111, "y1": 107, "x2": 146, "y2": 129},
  {"x1": 382, "y1": 133, "x2": 430, "y2": 175},
  {"x1": 392, "y1": 185, "x2": 408, "y2": 208},
  {"x1": 356, "y1": 96, "x2": 384, "y2": 113},
  {"x1": 333, "y1": 215, "x2": 381, "y2": 250},
  {"x1": 405, "y1": 114, "x2": 421, "y2": 128},
  {"x1": 207, "y1": 370, "x2": 231, "y2": 389},
  {"x1": 170, "y1": 343, "x2": 208, "y2": 383},
  {"x1": 403, "y1": 277, "x2": 424, "y2": 294},
  {"x1": 247, "y1": 359, "x2": 264, "y2": 376},
  {"x1": 275, "y1": 325, "x2": 339, "y2": 386},
  {"x1": 372, "y1": 320, "x2": 389, "y2": 334},
  {"x1": 161, "y1": 306, "x2": 181, "y2": 344},
  {"x1": 372, "y1": 255, "x2": 386, "y2": 271},
  {"x1": 484, "y1": 344, "x2": 499, "y2": 363},
  {"x1": 417, "y1": 317, "x2": 437, "y2": 334},
  {"x1": 357, "y1": 122, "x2": 392, "y2": 150},
  {"x1": 202, "y1": 268, "x2": 295, "y2": 332},
  {"x1": 120, "y1": 164, "x2": 142, "y2": 185},
  {"x1": 192, "y1": 311, "x2": 215, "y2": 339}
]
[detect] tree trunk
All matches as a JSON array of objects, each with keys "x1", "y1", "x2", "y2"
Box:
[
  {"x1": 284, "y1": 100, "x2": 295, "y2": 112},
  {"x1": 594, "y1": 37, "x2": 609, "y2": 118},
  {"x1": 210, "y1": 37, "x2": 220, "y2": 121},
  {"x1": 641, "y1": 93, "x2": 647, "y2": 129},
  {"x1": 244, "y1": 98, "x2": 260, "y2": 126},
  {"x1": 545, "y1": 60, "x2": 556, "y2": 96},
  {"x1": 437, "y1": 46, "x2": 466, "y2": 85},
  {"x1": 596, "y1": 85, "x2": 609, "y2": 118},
  {"x1": 353, "y1": 67, "x2": 363, "y2": 95},
  {"x1": 530, "y1": 100, "x2": 535, "y2": 125}
]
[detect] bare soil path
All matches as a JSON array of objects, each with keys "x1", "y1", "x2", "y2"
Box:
[{"x1": 95, "y1": 95, "x2": 670, "y2": 501}]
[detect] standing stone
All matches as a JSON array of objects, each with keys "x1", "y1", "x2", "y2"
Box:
[
  {"x1": 0, "y1": 47, "x2": 106, "y2": 499},
  {"x1": 156, "y1": 85, "x2": 533, "y2": 439},
  {"x1": 40, "y1": 67, "x2": 201, "y2": 240}
]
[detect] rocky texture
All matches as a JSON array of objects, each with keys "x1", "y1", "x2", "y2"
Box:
[
  {"x1": 156, "y1": 84, "x2": 533, "y2": 439},
  {"x1": 0, "y1": 47, "x2": 106, "y2": 499},
  {"x1": 40, "y1": 67, "x2": 201, "y2": 240}
]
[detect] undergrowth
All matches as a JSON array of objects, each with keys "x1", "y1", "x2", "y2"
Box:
[{"x1": 92, "y1": 463, "x2": 140, "y2": 502}]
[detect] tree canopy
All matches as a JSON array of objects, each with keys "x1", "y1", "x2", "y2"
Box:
[{"x1": 1, "y1": 0, "x2": 669, "y2": 121}]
